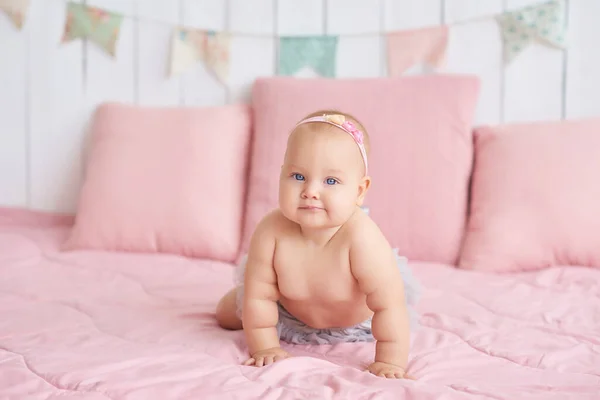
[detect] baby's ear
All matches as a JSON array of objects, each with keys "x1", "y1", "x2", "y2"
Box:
[{"x1": 356, "y1": 176, "x2": 371, "y2": 205}]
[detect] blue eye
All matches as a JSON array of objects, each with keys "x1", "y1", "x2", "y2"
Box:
[
  {"x1": 326, "y1": 178, "x2": 338, "y2": 185},
  {"x1": 292, "y1": 173, "x2": 305, "y2": 181}
]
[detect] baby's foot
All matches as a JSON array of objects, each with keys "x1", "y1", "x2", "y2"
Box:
[{"x1": 243, "y1": 347, "x2": 291, "y2": 367}]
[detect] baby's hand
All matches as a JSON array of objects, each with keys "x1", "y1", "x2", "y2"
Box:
[
  {"x1": 366, "y1": 361, "x2": 414, "y2": 379},
  {"x1": 243, "y1": 347, "x2": 291, "y2": 367}
]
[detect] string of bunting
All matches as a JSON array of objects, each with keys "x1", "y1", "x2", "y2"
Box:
[{"x1": 1, "y1": 0, "x2": 568, "y2": 85}]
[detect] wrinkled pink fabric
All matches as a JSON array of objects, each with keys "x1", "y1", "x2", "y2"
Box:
[{"x1": 1, "y1": 208, "x2": 599, "y2": 399}]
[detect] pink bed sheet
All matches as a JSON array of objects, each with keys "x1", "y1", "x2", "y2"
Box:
[{"x1": 0, "y1": 208, "x2": 599, "y2": 400}]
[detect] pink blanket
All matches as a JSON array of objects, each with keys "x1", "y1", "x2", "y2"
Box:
[{"x1": 1, "y1": 208, "x2": 599, "y2": 399}]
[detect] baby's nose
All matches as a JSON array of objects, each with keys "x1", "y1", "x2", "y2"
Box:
[{"x1": 301, "y1": 184, "x2": 320, "y2": 199}]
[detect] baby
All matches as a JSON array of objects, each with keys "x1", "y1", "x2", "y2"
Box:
[{"x1": 216, "y1": 110, "x2": 419, "y2": 379}]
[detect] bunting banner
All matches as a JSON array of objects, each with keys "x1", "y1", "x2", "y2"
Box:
[
  {"x1": 169, "y1": 28, "x2": 230, "y2": 84},
  {"x1": 496, "y1": 0, "x2": 567, "y2": 63},
  {"x1": 278, "y1": 36, "x2": 338, "y2": 78},
  {"x1": 62, "y1": 2, "x2": 124, "y2": 57},
  {"x1": 387, "y1": 25, "x2": 449, "y2": 76},
  {"x1": 3, "y1": 0, "x2": 569, "y2": 82},
  {"x1": 0, "y1": 0, "x2": 29, "y2": 29}
]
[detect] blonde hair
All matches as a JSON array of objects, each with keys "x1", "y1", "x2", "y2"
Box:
[{"x1": 296, "y1": 109, "x2": 371, "y2": 155}]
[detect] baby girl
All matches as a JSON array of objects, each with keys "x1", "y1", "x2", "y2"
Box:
[{"x1": 216, "y1": 110, "x2": 419, "y2": 379}]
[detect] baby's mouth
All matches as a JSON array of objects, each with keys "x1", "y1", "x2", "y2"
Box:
[{"x1": 299, "y1": 205, "x2": 324, "y2": 211}]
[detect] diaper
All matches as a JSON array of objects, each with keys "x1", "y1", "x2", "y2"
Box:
[{"x1": 233, "y1": 249, "x2": 421, "y2": 345}]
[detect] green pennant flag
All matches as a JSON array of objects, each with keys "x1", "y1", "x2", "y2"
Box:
[
  {"x1": 62, "y1": 2, "x2": 124, "y2": 57},
  {"x1": 278, "y1": 36, "x2": 338, "y2": 77},
  {"x1": 496, "y1": 0, "x2": 567, "y2": 63}
]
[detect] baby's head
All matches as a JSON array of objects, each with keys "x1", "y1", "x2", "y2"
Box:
[{"x1": 278, "y1": 109, "x2": 372, "y2": 229}]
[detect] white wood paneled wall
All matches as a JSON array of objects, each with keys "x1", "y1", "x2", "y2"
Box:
[{"x1": 1, "y1": 0, "x2": 599, "y2": 213}]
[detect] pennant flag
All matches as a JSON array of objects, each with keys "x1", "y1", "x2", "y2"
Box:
[
  {"x1": 496, "y1": 0, "x2": 567, "y2": 63},
  {"x1": 169, "y1": 28, "x2": 230, "y2": 84},
  {"x1": 278, "y1": 36, "x2": 338, "y2": 78},
  {"x1": 62, "y1": 2, "x2": 124, "y2": 57},
  {"x1": 0, "y1": 0, "x2": 29, "y2": 29},
  {"x1": 386, "y1": 25, "x2": 449, "y2": 76}
]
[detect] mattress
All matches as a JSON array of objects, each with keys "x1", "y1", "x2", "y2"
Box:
[{"x1": 1, "y1": 208, "x2": 599, "y2": 399}]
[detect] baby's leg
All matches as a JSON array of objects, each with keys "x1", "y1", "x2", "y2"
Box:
[{"x1": 216, "y1": 287, "x2": 243, "y2": 330}]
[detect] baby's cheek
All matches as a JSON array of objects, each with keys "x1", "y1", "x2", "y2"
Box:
[
  {"x1": 278, "y1": 187, "x2": 294, "y2": 210},
  {"x1": 280, "y1": 182, "x2": 296, "y2": 198},
  {"x1": 331, "y1": 190, "x2": 357, "y2": 214}
]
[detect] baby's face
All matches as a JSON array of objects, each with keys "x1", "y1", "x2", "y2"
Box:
[{"x1": 278, "y1": 124, "x2": 368, "y2": 229}]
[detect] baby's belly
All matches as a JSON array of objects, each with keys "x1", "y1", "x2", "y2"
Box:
[{"x1": 279, "y1": 297, "x2": 373, "y2": 329}]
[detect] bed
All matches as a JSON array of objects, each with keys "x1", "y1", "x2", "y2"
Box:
[
  {"x1": 4, "y1": 75, "x2": 600, "y2": 399},
  {"x1": 1, "y1": 208, "x2": 599, "y2": 399}
]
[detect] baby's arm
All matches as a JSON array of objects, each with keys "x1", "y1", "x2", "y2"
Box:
[
  {"x1": 242, "y1": 214, "x2": 287, "y2": 365},
  {"x1": 350, "y1": 222, "x2": 411, "y2": 377}
]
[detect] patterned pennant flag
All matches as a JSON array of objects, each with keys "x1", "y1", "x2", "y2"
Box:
[
  {"x1": 0, "y1": 0, "x2": 30, "y2": 29},
  {"x1": 62, "y1": 2, "x2": 124, "y2": 57},
  {"x1": 496, "y1": 0, "x2": 567, "y2": 63},
  {"x1": 386, "y1": 25, "x2": 449, "y2": 76},
  {"x1": 278, "y1": 36, "x2": 338, "y2": 78},
  {"x1": 169, "y1": 28, "x2": 230, "y2": 84}
]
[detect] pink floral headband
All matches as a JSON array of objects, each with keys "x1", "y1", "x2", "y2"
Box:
[{"x1": 295, "y1": 114, "x2": 369, "y2": 175}]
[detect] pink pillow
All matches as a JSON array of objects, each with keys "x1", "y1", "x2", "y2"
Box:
[
  {"x1": 241, "y1": 75, "x2": 480, "y2": 265},
  {"x1": 459, "y1": 118, "x2": 600, "y2": 272},
  {"x1": 63, "y1": 102, "x2": 252, "y2": 263}
]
